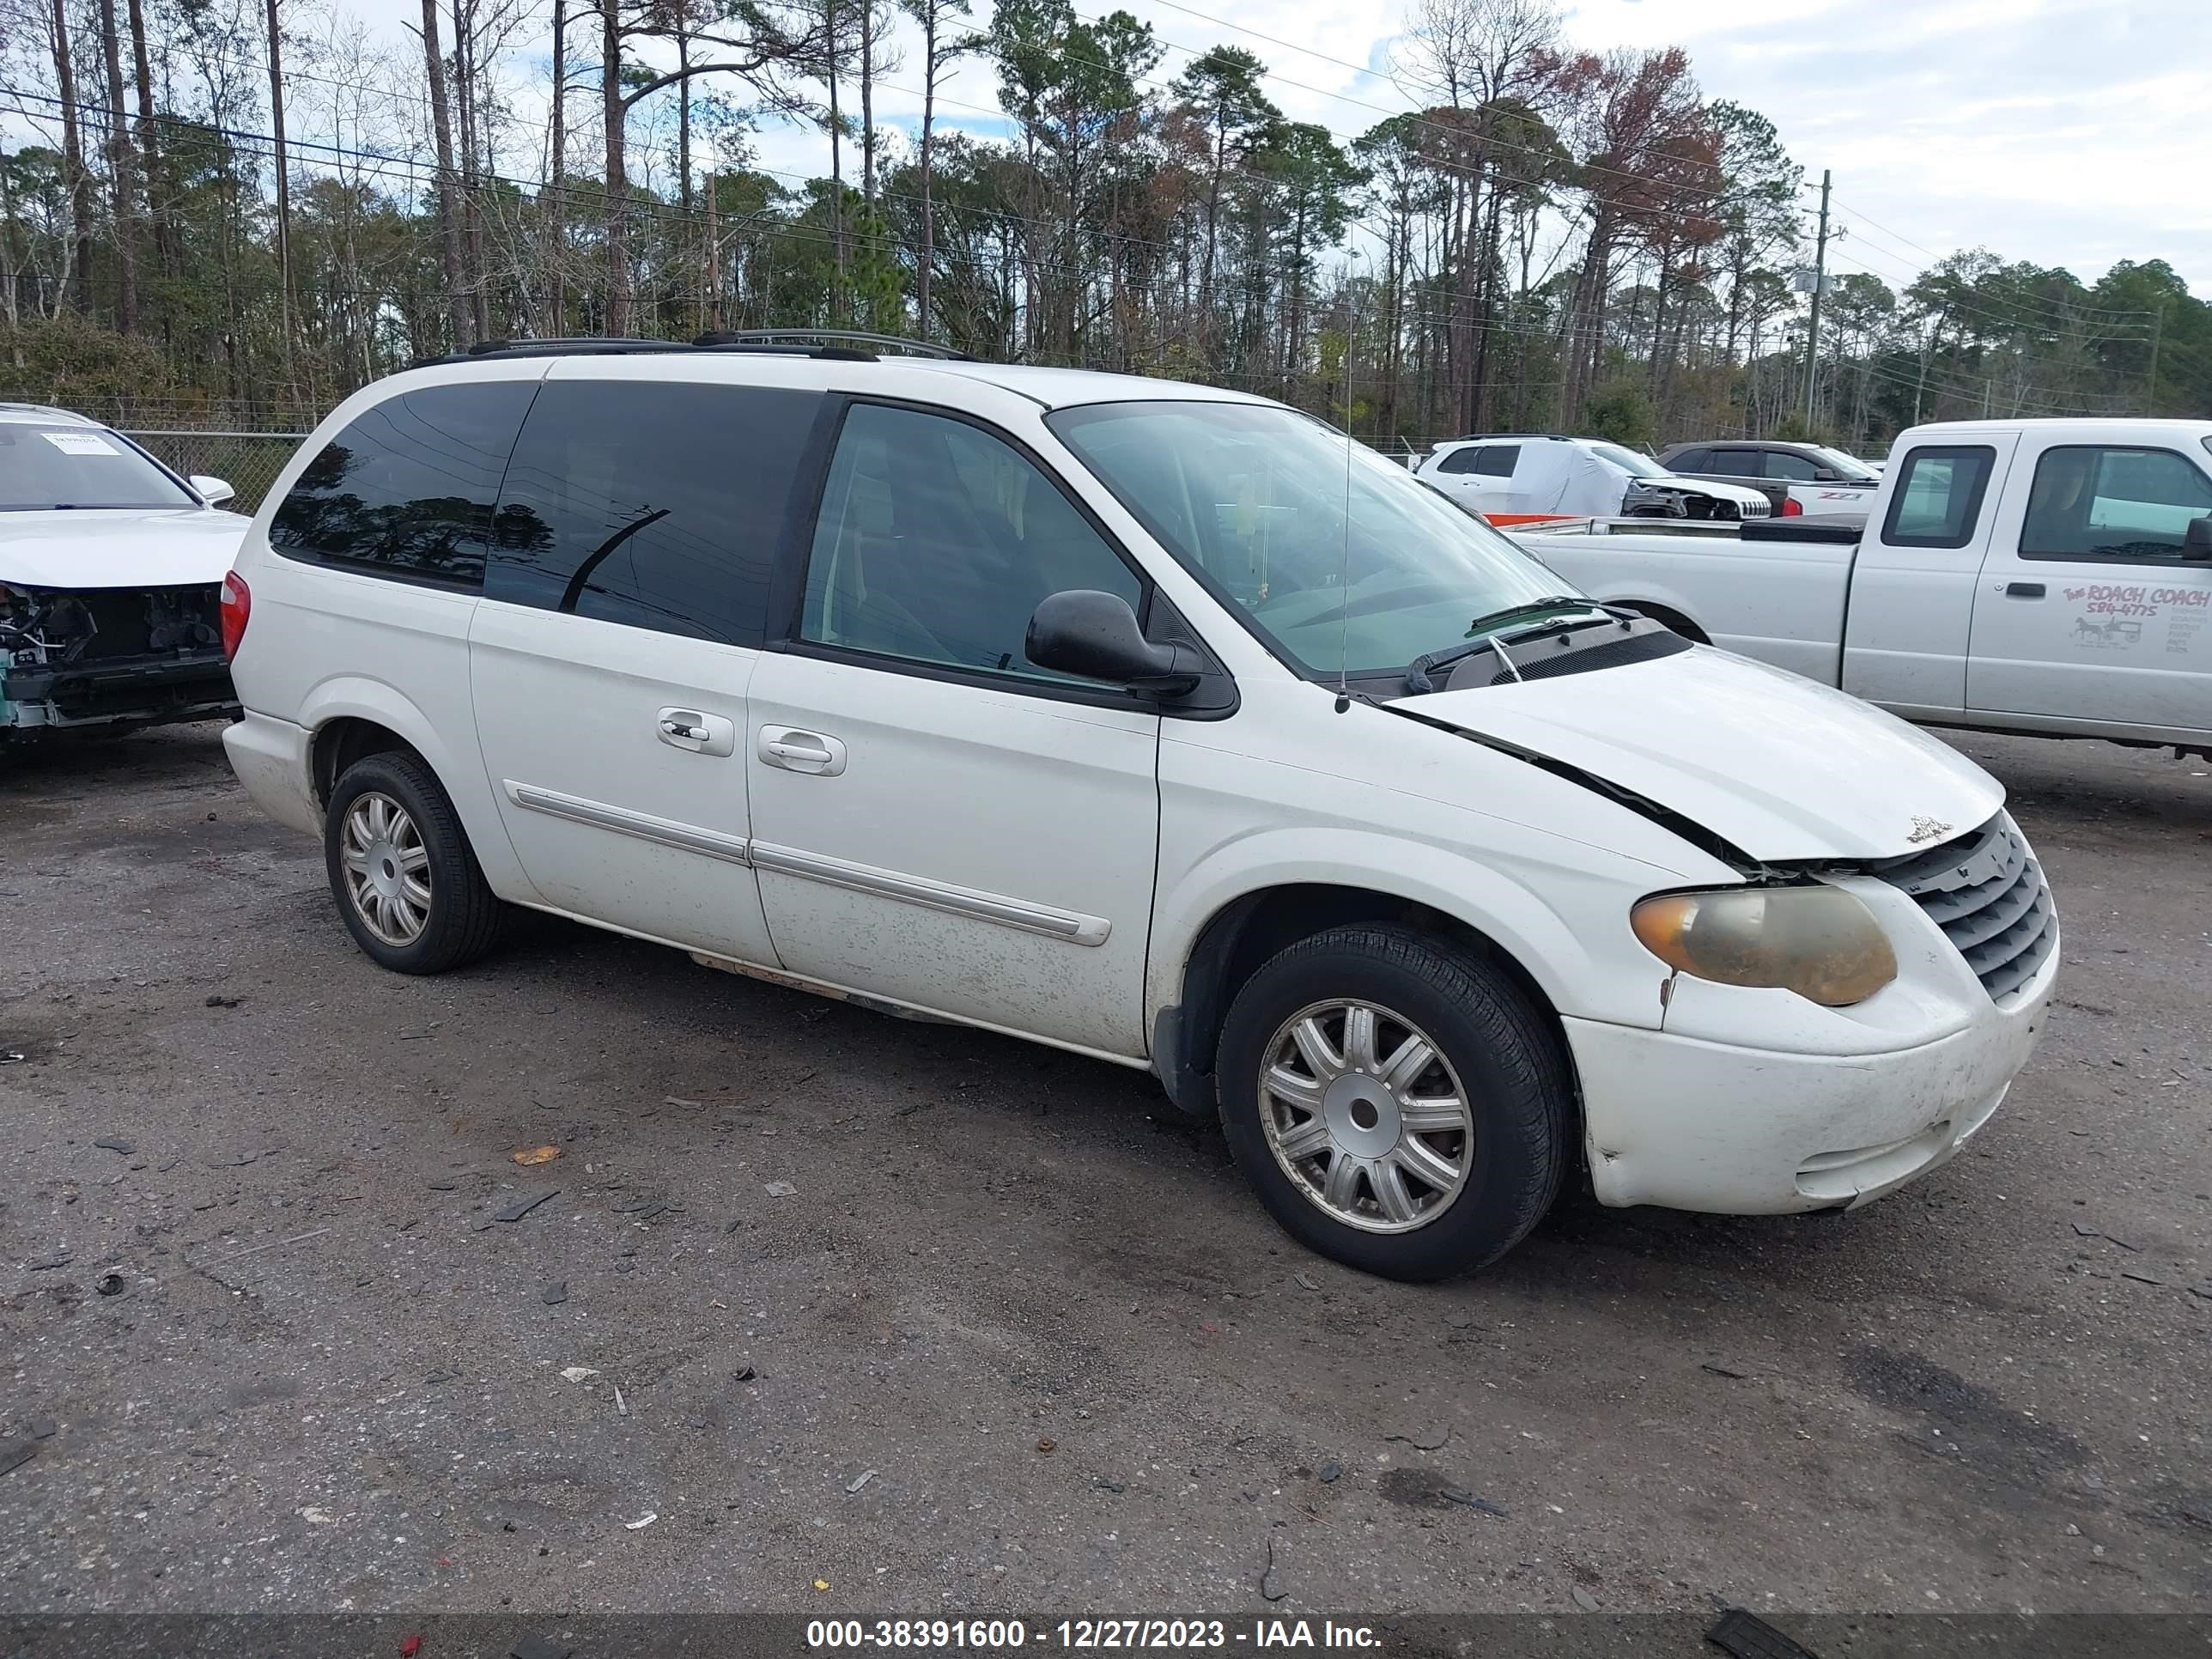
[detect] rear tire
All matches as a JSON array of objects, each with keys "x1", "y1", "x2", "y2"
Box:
[
  {"x1": 1215, "y1": 925, "x2": 1570, "y2": 1281},
  {"x1": 325, "y1": 750, "x2": 504, "y2": 974}
]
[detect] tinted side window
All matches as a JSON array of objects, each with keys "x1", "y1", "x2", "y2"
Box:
[
  {"x1": 1763, "y1": 450, "x2": 1821, "y2": 482},
  {"x1": 1668, "y1": 448, "x2": 1711, "y2": 472},
  {"x1": 1707, "y1": 449, "x2": 1761, "y2": 477},
  {"x1": 2020, "y1": 445, "x2": 2212, "y2": 563},
  {"x1": 1436, "y1": 447, "x2": 1483, "y2": 475},
  {"x1": 270, "y1": 381, "x2": 534, "y2": 588},
  {"x1": 799, "y1": 402, "x2": 1142, "y2": 684},
  {"x1": 1471, "y1": 444, "x2": 1519, "y2": 477},
  {"x1": 1882, "y1": 446, "x2": 1996, "y2": 549},
  {"x1": 486, "y1": 380, "x2": 819, "y2": 645}
]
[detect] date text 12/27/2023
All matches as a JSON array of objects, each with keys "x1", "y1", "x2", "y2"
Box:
[{"x1": 805, "y1": 1620, "x2": 1382, "y2": 1650}]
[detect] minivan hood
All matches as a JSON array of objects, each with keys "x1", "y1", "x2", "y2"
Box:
[
  {"x1": 1402, "y1": 647, "x2": 2002, "y2": 862},
  {"x1": 0, "y1": 508, "x2": 249, "y2": 591}
]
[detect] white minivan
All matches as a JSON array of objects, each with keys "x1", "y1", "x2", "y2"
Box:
[{"x1": 219, "y1": 337, "x2": 2059, "y2": 1279}]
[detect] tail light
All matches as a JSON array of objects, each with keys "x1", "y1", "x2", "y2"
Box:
[
  {"x1": 220, "y1": 570, "x2": 251, "y2": 659},
  {"x1": 1780, "y1": 495, "x2": 1803, "y2": 516}
]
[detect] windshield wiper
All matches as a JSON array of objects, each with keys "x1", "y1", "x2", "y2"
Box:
[{"x1": 1403, "y1": 598, "x2": 1622, "y2": 692}]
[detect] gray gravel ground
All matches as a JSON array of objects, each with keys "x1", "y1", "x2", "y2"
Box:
[{"x1": 0, "y1": 722, "x2": 2206, "y2": 1623}]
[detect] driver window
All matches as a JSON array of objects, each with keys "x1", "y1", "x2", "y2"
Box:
[
  {"x1": 2021, "y1": 445, "x2": 2212, "y2": 563},
  {"x1": 800, "y1": 403, "x2": 1143, "y2": 682}
]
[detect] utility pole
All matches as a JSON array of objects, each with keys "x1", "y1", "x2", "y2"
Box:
[
  {"x1": 2146, "y1": 300, "x2": 2165, "y2": 411},
  {"x1": 1801, "y1": 167, "x2": 1831, "y2": 430}
]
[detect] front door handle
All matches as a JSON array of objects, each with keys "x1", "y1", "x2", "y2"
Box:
[
  {"x1": 656, "y1": 708, "x2": 737, "y2": 757},
  {"x1": 758, "y1": 726, "x2": 848, "y2": 776},
  {"x1": 2003, "y1": 581, "x2": 2045, "y2": 599}
]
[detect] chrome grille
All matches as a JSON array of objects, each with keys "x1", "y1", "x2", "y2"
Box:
[{"x1": 1875, "y1": 813, "x2": 2057, "y2": 1003}]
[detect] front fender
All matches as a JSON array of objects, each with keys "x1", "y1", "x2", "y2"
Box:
[{"x1": 1146, "y1": 823, "x2": 1676, "y2": 1036}]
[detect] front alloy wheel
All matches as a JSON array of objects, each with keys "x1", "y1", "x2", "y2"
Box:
[
  {"x1": 1216, "y1": 924, "x2": 1570, "y2": 1280},
  {"x1": 1259, "y1": 999, "x2": 1474, "y2": 1232}
]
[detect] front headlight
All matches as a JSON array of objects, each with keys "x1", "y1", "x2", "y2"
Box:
[{"x1": 1631, "y1": 884, "x2": 1897, "y2": 1006}]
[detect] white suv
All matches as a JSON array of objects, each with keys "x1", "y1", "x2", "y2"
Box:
[{"x1": 220, "y1": 336, "x2": 2057, "y2": 1279}]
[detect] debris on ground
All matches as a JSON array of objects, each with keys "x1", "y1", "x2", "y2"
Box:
[
  {"x1": 615, "y1": 1386, "x2": 629, "y2": 1416},
  {"x1": 1383, "y1": 1425, "x2": 1450, "y2": 1451},
  {"x1": 847, "y1": 1469, "x2": 878, "y2": 1494},
  {"x1": 1036, "y1": 1437, "x2": 1056, "y2": 1453},
  {"x1": 26, "y1": 1254, "x2": 70, "y2": 1273},
  {"x1": 558, "y1": 1367, "x2": 599, "y2": 1384},
  {"x1": 204, "y1": 994, "x2": 243, "y2": 1008},
  {"x1": 764, "y1": 1181, "x2": 797, "y2": 1198},
  {"x1": 1439, "y1": 1487, "x2": 1508, "y2": 1518},
  {"x1": 1701, "y1": 1362, "x2": 1753, "y2": 1379},
  {"x1": 399, "y1": 1636, "x2": 421, "y2": 1658},
  {"x1": 301, "y1": 1506, "x2": 337, "y2": 1525},
  {"x1": 512, "y1": 1146, "x2": 562, "y2": 1166},
  {"x1": 95, "y1": 1273, "x2": 125, "y2": 1297},
  {"x1": 813, "y1": 1579, "x2": 830, "y2": 1592},
  {"x1": 1318, "y1": 1462, "x2": 1343, "y2": 1484},
  {"x1": 1571, "y1": 1587, "x2": 1600, "y2": 1612},
  {"x1": 624, "y1": 1512, "x2": 657, "y2": 1530},
  {"x1": 2072, "y1": 1223, "x2": 2101, "y2": 1237},
  {"x1": 28, "y1": 1419, "x2": 57, "y2": 1440},
  {"x1": 1705, "y1": 1607, "x2": 1823, "y2": 1659},
  {"x1": 93, "y1": 1137, "x2": 137, "y2": 1156},
  {"x1": 1292, "y1": 1272, "x2": 1317, "y2": 1291},
  {"x1": 1258, "y1": 1536, "x2": 1286, "y2": 1602},
  {"x1": 0, "y1": 1444, "x2": 36, "y2": 1479},
  {"x1": 732, "y1": 1366, "x2": 757, "y2": 1382},
  {"x1": 485, "y1": 1188, "x2": 561, "y2": 1225},
  {"x1": 540, "y1": 1281, "x2": 568, "y2": 1306},
  {"x1": 2121, "y1": 1271, "x2": 2166, "y2": 1286}
]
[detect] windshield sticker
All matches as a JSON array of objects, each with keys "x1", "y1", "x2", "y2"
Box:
[
  {"x1": 41, "y1": 431, "x2": 123, "y2": 456},
  {"x1": 2064, "y1": 580, "x2": 2210, "y2": 655}
]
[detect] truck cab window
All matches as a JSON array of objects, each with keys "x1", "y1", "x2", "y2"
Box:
[
  {"x1": 2020, "y1": 445, "x2": 2212, "y2": 563},
  {"x1": 1882, "y1": 446, "x2": 1996, "y2": 549}
]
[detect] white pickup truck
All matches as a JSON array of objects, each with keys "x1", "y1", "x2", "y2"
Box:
[{"x1": 1512, "y1": 418, "x2": 2212, "y2": 758}]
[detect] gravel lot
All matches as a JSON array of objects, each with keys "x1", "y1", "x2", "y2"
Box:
[{"x1": 1, "y1": 722, "x2": 2206, "y2": 1626}]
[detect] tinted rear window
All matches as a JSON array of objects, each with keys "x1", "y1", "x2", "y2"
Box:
[
  {"x1": 1882, "y1": 445, "x2": 1996, "y2": 549},
  {"x1": 486, "y1": 380, "x2": 822, "y2": 646},
  {"x1": 270, "y1": 381, "x2": 535, "y2": 588}
]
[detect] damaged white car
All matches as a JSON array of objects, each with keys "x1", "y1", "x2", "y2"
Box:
[
  {"x1": 221, "y1": 344, "x2": 2059, "y2": 1280},
  {"x1": 1, "y1": 404, "x2": 245, "y2": 749}
]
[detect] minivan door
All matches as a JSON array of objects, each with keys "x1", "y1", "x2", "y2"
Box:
[
  {"x1": 744, "y1": 399, "x2": 1163, "y2": 1060},
  {"x1": 1966, "y1": 437, "x2": 2212, "y2": 736},
  {"x1": 468, "y1": 372, "x2": 823, "y2": 963}
]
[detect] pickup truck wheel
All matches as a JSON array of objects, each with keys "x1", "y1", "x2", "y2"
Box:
[
  {"x1": 325, "y1": 751, "x2": 504, "y2": 975},
  {"x1": 1216, "y1": 925, "x2": 1569, "y2": 1280}
]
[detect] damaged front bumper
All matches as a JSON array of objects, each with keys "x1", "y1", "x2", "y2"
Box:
[{"x1": 2, "y1": 581, "x2": 239, "y2": 739}]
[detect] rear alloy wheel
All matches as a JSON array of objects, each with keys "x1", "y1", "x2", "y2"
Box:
[
  {"x1": 325, "y1": 750, "x2": 504, "y2": 974},
  {"x1": 1217, "y1": 925, "x2": 1570, "y2": 1280}
]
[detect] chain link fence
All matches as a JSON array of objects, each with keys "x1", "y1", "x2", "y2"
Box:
[{"x1": 122, "y1": 430, "x2": 309, "y2": 514}]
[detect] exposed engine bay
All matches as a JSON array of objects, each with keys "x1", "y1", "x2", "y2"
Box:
[{"x1": 0, "y1": 580, "x2": 239, "y2": 740}]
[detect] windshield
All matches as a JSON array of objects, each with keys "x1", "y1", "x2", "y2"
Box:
[
  {"x1": 1048, "y1": 401, "x2": 1584, "y2": 680},
  {"x1": 1808, "y1": 445, "x2": 1881, "y2": 482},
  {"x1": 1588, "y1": 442, "x2": 1661, "y2": 476},
  {"x1": 0, "y1": 422, "x2": 194, "y2": 511}
]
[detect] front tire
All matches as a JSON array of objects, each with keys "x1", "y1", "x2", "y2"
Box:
[
  {"x1": 325, "y1": 750, "x2": 504, "y2": 974},
  {"x1": 1216, "y1": 925, "x2": 1571, "y2": 1281}
]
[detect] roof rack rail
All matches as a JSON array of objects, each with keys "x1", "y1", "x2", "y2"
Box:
[
  {"x1": 702, "y1": 328, "x2": 977, "y2": 362},
  {"x1": 410, "y1": 335, "x2": 883, "y2": 368}
]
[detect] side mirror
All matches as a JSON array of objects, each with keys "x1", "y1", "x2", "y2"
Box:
[
  {"x1": 2185, "y1": 516, "x2": 2212, "y2": 560},
  {"x1": 1025, "y1": 589, "x2": 1199, "y2": 696},
  {"x1": 191, "y1": 474, "x2": 236, "y2": 507},
  {"x1": 1813, "y1": 469, "x2": 1842, "y2": 483}
]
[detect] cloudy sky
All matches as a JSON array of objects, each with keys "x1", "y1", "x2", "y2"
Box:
[{"x1": 167, "y1": 0, "x2": 2212, "y2": 294}]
